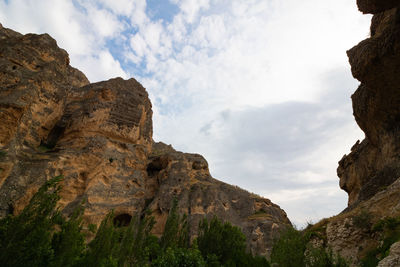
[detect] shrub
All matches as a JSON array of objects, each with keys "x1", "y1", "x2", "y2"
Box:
[
  {"x1": 271, "y1": 227, "x2": 306, "y2": 267},
  {"x1": 197, "y1": 216, "x2": 269, "y2": 266},
  {"x1": 353, "y1": 209, "x2": 372, "y2": 230},
  {"x1": 361, "y1": 216, "x2": 400, "y2": 266},
  {"x1": 151, "y1": 247, "x2": 205, "y2": 267},
  {"x1": 271, "y1": 226, "x2": 348, "y2": 267}
]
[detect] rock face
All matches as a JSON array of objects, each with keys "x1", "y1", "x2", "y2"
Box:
[
  {"x1": 338, "y1": 2, "x2": 400, "y2": 207},
  {"x1": 313, "y1": 1, "x2": 400, "y2": 265},
  {"x1": 146, "y1": 142, "x2": 289, "y2": 256},
  {"x1": 0, "y1": 23, "x2": 290, "y2": 256}
]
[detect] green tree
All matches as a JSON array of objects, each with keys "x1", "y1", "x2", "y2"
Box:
[
  {"x1": 160, "y1": 198, "x2": 189, "y2": 250},
  {"x1": 270, "y1": 227, "x2": 306, "y2": 267},
  {"x1": 197, "y1": 216, "x2": 268, "y2": 266},
  {"x1": 118, "y1": 212, "x2": 159, "y2": 266},
  {"x1": 50, "y1": 204, "x2": 86, "y2": 267},
  {"x1": 82, "y1": 210, "x2": 159, "y2": 267},
  {"x1": 271, "y1": 226, "x2": 348, "y2": 267},
  {"x1": 0, "y1": 176, "x2": 63, "y2": 267},
  {"x1": 82, "y1": 212, "x2": 120, "y2": 267},
  {"x1": 151, "y1": 247, "x2": 205, "y2": 267}
]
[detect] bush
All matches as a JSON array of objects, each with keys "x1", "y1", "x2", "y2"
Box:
[
  {"x1": 353, "y1": 210, "x2": 372, "y2": 230},
  {"x1": 197, "y1": 216, "x2": 269, "y2": 266},
  {"x1": 271, "y1": 227, "x2": 306, "y2": 267},
  {"x1": 361, "y1": 216, "x2": 400, "y2": 266},
  {"x1": 151, "y1": 247, "x2": 205, "y2": 267},
  {"x1": 271, "y1": 226, "x2": 348, "y2": 267}
]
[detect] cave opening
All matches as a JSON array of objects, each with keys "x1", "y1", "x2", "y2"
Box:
[
  {"x1": 146, "y1": 157, "x2": 168, "y2": 176},
  {"x1": 113, "y1": 213, "x2": 132, "y2": 227},
  {"x1": 40, "y1": 123, "x2": 66, "y2": 150}
]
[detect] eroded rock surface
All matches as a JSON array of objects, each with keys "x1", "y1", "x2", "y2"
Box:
[
  {"x1": 338, "y1": 3, "x2": 400, "y2": 207},
  {"x1": 316, "y1": 2, "x2": 400, "y2": 265},
  {"x1": 146, "y1": 142, "x2": 290, "y2": 256},
  {"x1": 0, "y1": 23, "x2": 289, "y2": 256}
]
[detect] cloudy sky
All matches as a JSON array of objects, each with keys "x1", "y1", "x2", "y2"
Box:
[{"x1": 0, "y1": 0, "x2": 371, "y2": 226}]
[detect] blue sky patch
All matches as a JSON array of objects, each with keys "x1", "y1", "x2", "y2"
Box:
[{"x1": 146, "y1": 0, "x2": 179, "y2": 24}]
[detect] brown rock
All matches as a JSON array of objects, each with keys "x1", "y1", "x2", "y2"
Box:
[
  {"x1": 322, "y1": 3, "x2": 400, "y2": 266},
  {"x1": 357, "y1": 0, "x2": 400, "y2": 14},
  {"x1": 0, "y1": 24, "x2": 290, "y2": 256},
  {"x1": 146, "y1": 142, "x2": 290, "y2": 256},
  {"x1": 339, "y1": 6, "x2": 400, "y2": 207}
]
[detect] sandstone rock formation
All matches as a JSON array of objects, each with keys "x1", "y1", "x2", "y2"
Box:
[
  {"x1": 0, "y1": 23, "x2": 290, "y2": 256},
  {"x1": 338, "y1": 0, "x2": 400, "y2": 208},
  {"x1": 308, "y1": 1, "x2": 400, "y2": 265}
]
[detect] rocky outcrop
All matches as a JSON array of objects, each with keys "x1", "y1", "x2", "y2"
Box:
[
  {"x1": 0, "y1": 23, "x2": 290, "y2": 256},
  {"x1": 312, "y1": 2, "x2": 400, "y2": 266},
  {"x1": 338, "y1": 3, "x2": 400, "y2": 207},
  {"x1": 146, "y1": 142, "x2": 289, "y2": 256},
  {"x1": 357, "y1": 0, "x2": 400, "y2": 14}
]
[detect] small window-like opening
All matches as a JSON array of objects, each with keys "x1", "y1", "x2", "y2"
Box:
[
  {"x1": 146, "y1": 157, "x2": 168, "y2": 176},
  {"x1": 113, "y1": 213, "x2": 132, "y2": 227}
]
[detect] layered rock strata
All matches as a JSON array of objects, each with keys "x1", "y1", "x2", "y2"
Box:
[{"x1": 0, "y1": 23, "x2": 290, "y2": 256}]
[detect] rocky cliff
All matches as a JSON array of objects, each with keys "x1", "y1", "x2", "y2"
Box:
[
  {"x1": 0, "y1": 23, "x2": 290, "y2": 256},
  {"x1": 308, "y1": 0, "x2": 400, "y2": 265}
]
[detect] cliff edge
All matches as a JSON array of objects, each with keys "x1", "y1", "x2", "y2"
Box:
[{"x1": 306, "y1": 1, "x2": 400, "y2": 265}]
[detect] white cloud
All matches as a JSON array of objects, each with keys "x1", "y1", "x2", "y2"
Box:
[
  {"x1": 175, "y1": 0, "x2": 210, "y2": 23},
  {"x1": 130, "y1": 33, "x2": 148, "y2": 59},
  {"x1": 77, "y1": 51, "x2": 128, "y2": 81},
  {"x1": 97, "y1": 0, "x2": 135, "y2": 16},
  {"x1": 0, "y1": 0, "x2": 127, "y2": 82}
]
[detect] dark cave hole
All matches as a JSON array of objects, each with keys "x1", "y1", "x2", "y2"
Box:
[
  {"x1": 12, "y1": 65, "x2": 16, "y2": 70},
  {"x1": 42, "y1": 124, "x2": 66, "y2": 149},
  {"x1": 113, "y1": 213, "x2": 132, "y2": 227},
  {"x1": 146, "y1": 157, "x2": 168, "y2": 176}
]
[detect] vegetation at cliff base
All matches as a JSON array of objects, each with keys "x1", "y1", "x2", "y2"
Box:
[
  {"x1": 270, "y1": 226, "x2": 348, "y2": 267},
  {"x1": 0, "y1": 178, "x2": 269, "y2": 266},
  {"x1": 360, "y1": 216, "x2": 400, "y2": 267}
]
